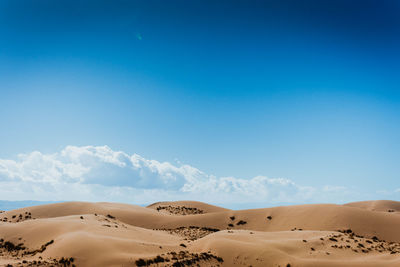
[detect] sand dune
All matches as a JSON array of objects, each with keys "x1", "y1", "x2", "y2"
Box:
[
  {"x1": 147, "y1": 200, "x2": 230, "y2": 215},
  {"x1": 344, "y1": 200, "x2": 400, "y2": 213},
  {"x1": 0, "y1": 200, "x2": 399, "y2": 266}
]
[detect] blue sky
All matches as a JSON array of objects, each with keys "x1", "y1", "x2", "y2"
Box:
[{"x1": 0, "y1": 0, "x2": 399, "y2": 207}]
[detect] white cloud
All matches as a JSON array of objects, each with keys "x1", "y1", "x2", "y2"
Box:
[{"x1": 0, "y1": 145, "x2": 365, "y2": 206}]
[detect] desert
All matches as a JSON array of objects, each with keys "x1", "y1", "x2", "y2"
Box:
[{"x1": 0, "y1": 200, "x2": 399, "y2": 266}]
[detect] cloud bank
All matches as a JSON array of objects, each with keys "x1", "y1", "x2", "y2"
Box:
[{"x1": 0, "y1": 145, "x2": 377, "y2": 207}]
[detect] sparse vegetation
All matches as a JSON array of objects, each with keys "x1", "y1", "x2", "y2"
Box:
[
  {"x1": 236, "y1": 220, "x2": 247, "y2": 225},
  {"x1": 135, "y1": 251, "x2": 223, "y2": 266},
  {"x1": 156, "y1": 226, "x2": 220, "y2": 241},
  {"x1": 155, "y1": 205, "x2": 204, "y2": 215},
  {"x1": 58, "y1": 257, "x2": 75, "y2": 266},
  {"x1": 1, "y1": 241, "x2": 25, "y2": 251},
  {"x1": 0, "y1": 238, "x2": 73, "y2": 266},
  {"x1": 135, "y1": 258, "x2": 147, "y2": 266},
  {"x1": 106, "y1": 214, "x2": 116, "y2": 219}
]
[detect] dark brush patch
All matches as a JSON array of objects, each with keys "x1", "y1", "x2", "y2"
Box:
[
  {"x1": 155, "y1": 205, "x2": 204, "y2": 215},
  {"x1": 236, "y1": 220, "x2": 247, "y2": 225},
  {"x1": 324, "y1": 231, "x2": 400, "y2": 255},
  {"x1": 156, "y1": 226, "x2": 220, "y2": 241},
  {"x1": 135, "y1": 251, "x2": 223, "y2": 267},
  {"x1": 106, "y1": 214, "x2": 116, "y2": 219}
]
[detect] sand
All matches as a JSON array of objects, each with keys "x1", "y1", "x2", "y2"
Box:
[{"x1": 0, "y1": 200, "x2": 399, "y2": 266}]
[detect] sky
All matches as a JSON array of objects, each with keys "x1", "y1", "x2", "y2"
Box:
[{"x1": 0, "y1": 0, "x2": 399, "y2": 209}]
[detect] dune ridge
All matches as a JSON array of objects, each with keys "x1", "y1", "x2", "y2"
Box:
[
  {"x1": 344, "y1": 200, "x2": 400, "y2": 213},
  {"x1": 0, "y1": 200, "x2": 399, "y2": 266}
]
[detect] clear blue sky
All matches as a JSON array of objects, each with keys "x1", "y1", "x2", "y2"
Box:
[{"x1": 0, "y1": 0, "x2": 399, "y2": 205}]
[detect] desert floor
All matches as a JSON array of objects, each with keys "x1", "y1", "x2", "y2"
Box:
[{"x1": 0, "y1": 200, "x2": 399, "y2": 266}]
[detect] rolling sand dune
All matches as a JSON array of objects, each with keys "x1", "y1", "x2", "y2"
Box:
[
  {"x1": 0, "y1": 200, "x2": 399, "y2": 266},
  {"x1": 147, "y1": 201, "x2": 230, "y2": 215},
  {"x1": 344, "y1": 200, "x2": 400, "y2": 213}
]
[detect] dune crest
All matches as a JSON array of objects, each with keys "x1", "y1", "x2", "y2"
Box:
[
  {"x1": 344, "y1": 200, "x2": 400, "y2": 213},
  {"x1": 0, "y1": 200, "x2": 399, "y2": 266},
  {"x1": 147, "y1": 200, "x2": 230, "y2": 215}
]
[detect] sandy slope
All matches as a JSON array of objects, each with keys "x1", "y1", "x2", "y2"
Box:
[
  {"x1": 0, "y1": 200, "x2": 399, "y2": 266},
  {"x1": 344, "y1": 200, "x2": 400, "y2": 213},
  {"x1": 147, "y1": 200, "x2": 230, "y2": 215}
]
